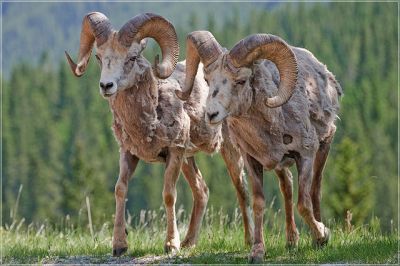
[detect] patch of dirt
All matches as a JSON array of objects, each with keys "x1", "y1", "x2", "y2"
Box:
[{"x1": 42, "y1": 254, "x2": 182, "y2": 265}]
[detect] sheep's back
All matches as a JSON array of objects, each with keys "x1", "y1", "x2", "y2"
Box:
[{"x1": 261, "y1": 47, "x2": 342, "y2": 142}]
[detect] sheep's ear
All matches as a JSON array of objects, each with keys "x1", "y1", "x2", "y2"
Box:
[{"x1": 139, "y1": 38, "x2": 148, "y2": 53}]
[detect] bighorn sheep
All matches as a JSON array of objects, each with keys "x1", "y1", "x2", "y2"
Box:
[
  {"x1": 65, "y1": 13, "x2": 254, "y2": 256},
  {"x1": 177, "y1": 31, "x2": 342, "y2": 263}
]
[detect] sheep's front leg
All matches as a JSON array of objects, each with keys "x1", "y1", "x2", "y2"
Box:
[
  {"x1": 243, "y1": 153, "x2": 265, "y2": 264},
  {"x1": 163, "y1": 148, "x2": 184, "y2": 254},
  {"x1": 275, "y1": 168, "x2": 299, "y2": 249},
  {"x1": 112, "y1": 150, "x2": 139, "y2": 257},
  {"x1": 180, "y1": 157, "x2": 209, "y2": 248},
  {"x1": 220, "y1": 139, "x2": 254, "y2": 246},
  {"x1": 296, "y1": 155, "x2": 330, "y2": 247}
]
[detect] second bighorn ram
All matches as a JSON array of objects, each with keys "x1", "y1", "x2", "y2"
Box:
[
  {"x1": 177, "y1": 31, "x2": 342, "y2": 263},
  {"x1": 65, "y1": 13, "x2": 253, "y2": 256}
]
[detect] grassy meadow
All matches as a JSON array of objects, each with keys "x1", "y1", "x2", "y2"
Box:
[
  {"x1": 2, "y1": 2, "x2": 398, "y2": 265},
  {"x1": 2, "y1": 206, "x2": 398, "y2": 264}
]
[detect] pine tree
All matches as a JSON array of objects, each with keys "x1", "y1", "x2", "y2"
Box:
[{"x1": 324, "y1": 137, "x2": 374, "y2": 224}]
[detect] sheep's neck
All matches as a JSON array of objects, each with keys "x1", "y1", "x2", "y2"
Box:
[{"x1": 109, "y1": 70, "x2": 160, "y2": 154}]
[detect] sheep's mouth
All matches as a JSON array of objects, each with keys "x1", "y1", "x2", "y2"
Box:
[
  {"x1": 209, "y1": 120, "x2": 224, "y2": 126},
  {"x1": 102, "y1": 92, "x2": 116, "y2": 98},
  {"x1": 208, "y1": 117, "x2": 225, "y2": 126}
]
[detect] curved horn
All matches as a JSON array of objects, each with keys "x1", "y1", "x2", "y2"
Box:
[
  {"x1": 65, "y1": 12, "x2": 112, "y2": 77},
  {"x1": 118, "y1": 13, "x2": 179, "y2": 79},
  {"x1": 228, "y1": 34, "x2": 298, "y2": 108},
  {"x1": 175, "y1": 31, "x2": 223, "y2": 101}
]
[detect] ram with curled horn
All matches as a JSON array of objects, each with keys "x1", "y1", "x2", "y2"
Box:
[
  {"x1": 177, "y1": 31, "x2": 343, "y2": 263},
  {"x1": 65, "y1": 13, "x2": 254, "y2": 257}
]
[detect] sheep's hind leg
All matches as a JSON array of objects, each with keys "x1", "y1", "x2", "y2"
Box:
[
  {"x1": 220, "y1": 137, "x2": 254, "y2": 246},
  {"x1": 296, "y1": 155, "x2": 330, "y2": 247},
  {"x1": 275, "y1": 168, "x2": 299, "y2": 249},
  {"x1": 311, "y1": 141, "x2": 331, "y2": 222},
  {"x1": 312, "y1": 126, "x2": 335, "y2": 222},
  {"x1": 243, "y1": 153, "x2": 265, "y2": 264},
  {"x1": 112, "y1": 150, "x2": 139, "y2": 257},
  {"x1": 180, "y1": 157, "x2": 209, "y2": 248},
  {"x1": 163, "y1": 148, "x2": 184, "y2": 254}
]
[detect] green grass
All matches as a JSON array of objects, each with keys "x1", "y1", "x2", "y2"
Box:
[{"x1": 2, "y1": 209, "x2": 398, "y2": 264}]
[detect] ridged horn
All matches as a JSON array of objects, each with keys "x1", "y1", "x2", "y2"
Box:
[
  {"x1": 118, "y1": 13, "x2": 179, "y2": 79},
  {"x1": 175, "y1": 31, "x2": 223, "y2": 101},
  {"x1": 228, "y1": 34, "x2": 298, "y2": 108},
  {"x1": 65, "y1": 12, "x2": 112, "y2": 77}
]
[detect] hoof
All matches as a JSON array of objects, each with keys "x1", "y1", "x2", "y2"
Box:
[
  {"x1": 313, "y1": 226, "x2": 330, "y2": 248},
  {"x1": 180, "y1": 238, "x2": 196, "y2": 249},
  {"x1": 164, "y1": 241, "x2": 180, "y2": 255},
  {"x1": 248, "y1": 243, "x2": 265, "y2": 264},
  {"x1": 248, "y1": 253, "x2": 264, "y2": 264},
  {"x1": 286, "y1": 230, "x2": 299, "y2": 250},
  {"x1": 112, "y1": 247, "x2": 128, "y2": 257}
]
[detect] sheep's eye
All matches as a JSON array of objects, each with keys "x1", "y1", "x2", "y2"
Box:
[
  {"x1": 235, "y1": 79, "x2": 246, "y2": 86},
  {"x1": 204, "y1": 78, "x2": 209, "y2": 85},
  {"x1": 129, "y1": 56, "x2": 137, "y2": 62}
]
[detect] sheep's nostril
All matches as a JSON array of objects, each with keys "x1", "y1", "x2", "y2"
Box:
[
  {"x1": 100, "y1": 82, "x2": 114, "y2": 90},
  {"x1": 207, "y1": 111, "x2": 219, "y2": 121},
  {"x1": 105, "y1": 82, "x2": 114, "y2": 89}
]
